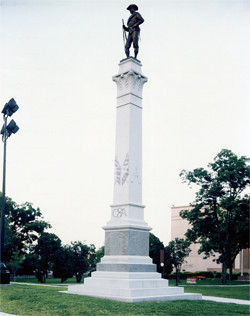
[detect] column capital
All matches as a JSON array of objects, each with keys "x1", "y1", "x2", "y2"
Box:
[{"x1": 112, "y1": 71, "x2": 148, "y2": 99}]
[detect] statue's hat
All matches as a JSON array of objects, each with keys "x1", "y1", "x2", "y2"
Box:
[{"x1": 127, "y1": 4, "x2": 138, "y2": 11}]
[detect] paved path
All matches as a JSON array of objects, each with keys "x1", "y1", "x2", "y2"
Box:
[
  {"x1": 202, "y1": 296, "x2": 250, "y2": 305},
  {"x1": 10, "y1": 282, "x2": 66, "y2": 288},
  {"x1": 184, "y1": 284, "x2": 250, "y2": 287}
]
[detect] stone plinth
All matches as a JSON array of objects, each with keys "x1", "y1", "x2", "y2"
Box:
[
  {"x1": 67, "y1": 271, "x2": 201, "y2": 302},
  {"x1": 68, "y1": 58, "x2": 202, "y2": 302}
]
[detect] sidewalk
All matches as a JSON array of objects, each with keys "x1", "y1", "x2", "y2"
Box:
[{"x1": 202, "y1": 296, "x2": 250, "y2": 305}]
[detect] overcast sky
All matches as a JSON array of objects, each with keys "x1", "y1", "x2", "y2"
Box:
[{"x1": 0, "y1": 0, "x2": 249, "y2": 248}]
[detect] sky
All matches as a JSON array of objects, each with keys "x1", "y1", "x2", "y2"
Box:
[{"x1": 0, "y1": 0, "x2": 249, "y2": 249}]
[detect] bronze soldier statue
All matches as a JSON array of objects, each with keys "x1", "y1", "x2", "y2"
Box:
[{"x1": 123, "y1": 4, "x2": 144, "y2": 59}]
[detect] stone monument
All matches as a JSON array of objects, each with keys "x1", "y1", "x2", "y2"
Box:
[{"x1": 68, "y1": 57, "x2": 202, "y2": 301}]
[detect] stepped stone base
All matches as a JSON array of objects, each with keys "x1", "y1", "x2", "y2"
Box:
[{"x1": 67, "y1": 271, "x2": 202, "y2": 302}]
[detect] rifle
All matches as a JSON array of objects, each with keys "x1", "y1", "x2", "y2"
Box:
[{"x1": 122, "y1": 19, "x2": 127, "y2": 44}]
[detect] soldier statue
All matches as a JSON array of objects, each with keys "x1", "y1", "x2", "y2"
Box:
[{"x1": 123, "y1": 4, "x2": 144, "y2": 59}]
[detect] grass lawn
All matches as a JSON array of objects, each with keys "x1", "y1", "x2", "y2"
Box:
[
  {"x1": 168, "y1": 279, "x2": 250, "y2": 286},
  {"x1": 0, "y1": 283, "x2": 249, "y2": 316},
  {"x1": 167, "y1": 279, "x2": 250, "y2": 300},
  {"x1": 10, "y1": 277, "x2": 83, "y2": 285},
  {"x1": 181, "y1": 286, "x2": 250, "y2": 300}
]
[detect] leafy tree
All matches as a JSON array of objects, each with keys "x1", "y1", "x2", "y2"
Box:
[
  {"x1": 87, "y1": 244, "x2": 97, "y2": 273},
  {"x1": 34, "y1": 232, "x2": 62, "y2": 283},
  {"x1": 164, "y1": 238, "x2": 191, "y2": 282},
  {"x1": 0, "y1": 194, "x2": 51, "y2": 262},
  {"x1": 180, "y1": 149, "x2": 250, "y2": 283},
  {"x1": 53, "y1": 246, "x2": 74, "y2": 283},
  {"x1": 70, "y1": 241, "x2": 95, "y2": 283},
  {"x1": 95, "y1": 246, "x2": 104, "y2": 264},
  {"x1": 53, "y1": 243, "x2": 97, "y2": 283},
  {"x1": 149, "y1": 233, "x2": 164, "y2": 272},
  {"x1": 164, "y1": 246, "x2": 174, "y2": 276},
  {"x1": 7, "y1": 250, "x2": 24, "y2": 280},
  {"x1": 19, "y1": 253, "x2": 38, "y2": 276}
]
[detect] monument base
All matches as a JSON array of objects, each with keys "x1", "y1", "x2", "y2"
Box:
[{"x1": 67, "y1": 270, "x2": 202, "y2": 302}]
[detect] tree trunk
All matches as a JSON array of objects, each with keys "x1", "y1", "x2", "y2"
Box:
[
  {"x1": 76, "y1": 273, "x2": 82, "y2": 283},
  {"x1": 42, "y1": 274, "x2": 46, "y2": 283},
  {"x1": 229, "y1": 264, "x2": 233, "y2": 281},
  {"x1": 221, "y1": 261, "x2": 227, "y2": 284}
]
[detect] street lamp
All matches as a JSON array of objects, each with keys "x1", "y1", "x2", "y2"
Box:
[
  {"x1": 0, "y1": 98, "x2": 19, "y2": 285},
  {"x1": 175, "y1": 252, "x2": 180, "y2": 286},
  {"x1": 160, "y1": 249, "x2": 165, "y2": 279}
]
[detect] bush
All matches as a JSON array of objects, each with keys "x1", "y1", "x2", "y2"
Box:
[
  {"x1": 35, "y1": 270, "x2": 46, "y2": 283},
  {"x1": 194, "y1": 271, "x2": 214, "y2": 278}
]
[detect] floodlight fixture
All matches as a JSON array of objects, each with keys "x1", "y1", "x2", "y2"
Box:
[
  {"x1": 1, "y1": 120, "x2": 19, "y2": 138},
  {"x1": 0, "y1": 98, "x2": 19, "y2": 284},
  {"x1": 7, "y1": 119, "x2": 19, "y2": 136},
  {"x1": 1, "y1": 98, "x2": 19, "y2": 117}
]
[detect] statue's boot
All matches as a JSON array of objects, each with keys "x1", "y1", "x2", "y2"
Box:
[{"x1": 134, "y1": 49, "x2": 138, "y2": 59}]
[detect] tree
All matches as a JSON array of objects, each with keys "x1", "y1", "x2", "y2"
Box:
[
  {"x1": 53, "y1": 246, "x2": 74, "y2": 283},
  {"x1": 164, "y1": 238, "x2": 191, "y2": 283},
  {"x1": 149, "y1": 233, "x2": 164, "y2": 273},
  {"x1": 87, "y1": 244, "x2": 97, "y2": 273},
  {"x1": 34, "y1": 232, "x2": 62, "y2": 283},
  {"x1": 95, "y1": 246, "x2": 104, "y2": 264},
  {"x1": 7, "y1": 250, "x2": 24, "y2": 280},
  {"x1": 180, "y1": 149, "x2": 250, "y2": 283},
  {"x1": 19, "y1": 253, "x2": 38, "y2": 276},
  {"x1": 53, "y1": 242, "x2": 97, "y2": 283},
  {"x1": 70, "y1": 241, "x2": 95, "y2": 283},
  {"x1": 0, "y1": 194, "x2": 51, "y2": 262}
]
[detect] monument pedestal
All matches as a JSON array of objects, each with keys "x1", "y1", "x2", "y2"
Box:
[
  {"x1": 68, "y1": 271, "x2": 201, "y2": 302},
  {"x1": 68, "y1": 58, "x2": 202, "y2": 302}
]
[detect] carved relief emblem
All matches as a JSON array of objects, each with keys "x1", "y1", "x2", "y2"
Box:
[
  {"x1": 115, "y1": 153, "x2": 129, "y2": 185},
  {"x1": 131, "y1": 166, "x2": 141, "y2": 184}
]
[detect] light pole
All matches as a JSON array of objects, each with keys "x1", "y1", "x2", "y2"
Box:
[
  {"x1": 160, "y1": 249, "x2": 165, "y2": 279},
  {"x1": 0, "y1": 98, "x2": 19, "y2": 285},
  {"x1": 175, "y1": 252, "x2": 180, "y2": 286},
  {"x1": 240, "y1": 249, "x2": 244, "y2": 277}
]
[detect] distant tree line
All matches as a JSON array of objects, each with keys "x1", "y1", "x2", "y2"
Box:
[
  {"x1": 1, "y1": 194, "x2": 103, "y2": 283},
  {"x1": 1, "y1": 191, "x2": 191, "y2": 283}
]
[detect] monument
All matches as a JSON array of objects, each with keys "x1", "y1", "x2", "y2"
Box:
[{"x1": 68, "y1": 5, "x2": 202, "y2": 302}]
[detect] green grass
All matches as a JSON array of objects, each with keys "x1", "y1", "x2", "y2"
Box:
[
  {"x1": 182, "y1": 286, "x2": 250, "y2": 300},
  {"x1": 11, "y1": 277, "x2": 83, "y2": 285},
  {"x1": 168, "y1": 278, "x2": 250, "y2": 286},
  {"x1": 0, "y1": 283, "x2": 249, "y2": 316},
  {"x1": 168, "y1": 279, "x2": 250, "y2": 300}
]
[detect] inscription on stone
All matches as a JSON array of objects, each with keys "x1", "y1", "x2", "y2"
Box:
[
  {"x1": 105, "y1": 230, "x2": 149, "y2": 256},
  {"x1": 112, "y1": 208, "x2": 127, "y2": 218},
  {"x1": 105, "y1": 231, "x2": 128, "y2": 255}
]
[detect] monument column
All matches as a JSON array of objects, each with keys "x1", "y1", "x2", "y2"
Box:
[
  {"x1": 68, "y1": 58, "x2": 201, "y2": 302},
  {"x1": 99, "y1": 58, "x2": 153, "y2": 269}
]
